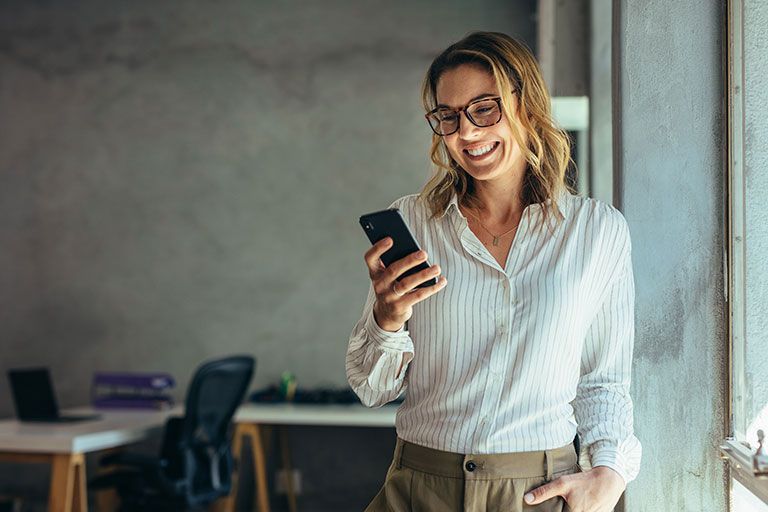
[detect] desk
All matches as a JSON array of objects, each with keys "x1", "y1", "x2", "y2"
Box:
[
  {"x1": 222, "y1": 403, "x2": 398, "y2": 512},
  {"x1": 0, "y1": 407, "x2": 176, "y2": 512},
  {"x1": 0, "y1": 404, "x2": 397, "y2": 512}
]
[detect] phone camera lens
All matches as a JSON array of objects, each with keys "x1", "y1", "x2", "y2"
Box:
[{"x1": 364, "y1": 222, "x2": 373, "y2": 230}]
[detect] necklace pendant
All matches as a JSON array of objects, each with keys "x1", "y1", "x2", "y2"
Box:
[{"x1": 493, "y1": 236, "x2": 500, "y2": 246}]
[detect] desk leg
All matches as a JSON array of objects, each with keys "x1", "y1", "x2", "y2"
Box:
[
  {"x1": 248, "y1": 424, "x2": 270, "y2": 512},
  {"x1": 49, "y1": 452, "x2": 87, "y2": 512},
  {"x1": 219, "y1": 423, "x2": 270, "y2": 512},
  {"x1": 278, "y1": 426, "x2": 297, "y2": 512}
]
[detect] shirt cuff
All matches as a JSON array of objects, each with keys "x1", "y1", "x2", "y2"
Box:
[
  {"x1": 581, "y1": 440, "x2": 631, "y2": 484},
  {"x1": 365, "y1": 313, "x2": 413, "y2": 352}
]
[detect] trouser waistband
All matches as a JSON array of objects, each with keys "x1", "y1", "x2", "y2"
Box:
[{"x1": 394, "y1": 437, "x2": 577, "y2": 480}]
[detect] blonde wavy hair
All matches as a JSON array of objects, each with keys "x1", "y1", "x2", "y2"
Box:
[{"x1": 421, "y1": 32, "x2": 574, "y2": 224}]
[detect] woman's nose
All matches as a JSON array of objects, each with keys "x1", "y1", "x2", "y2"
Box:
[{"x1": 457, "y1": 112, "x2": 481, "y2": 139}]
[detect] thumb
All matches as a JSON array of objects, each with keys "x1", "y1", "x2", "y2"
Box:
[{"x1": 524, "y1": 478, "x2": 566, "y2": 505}]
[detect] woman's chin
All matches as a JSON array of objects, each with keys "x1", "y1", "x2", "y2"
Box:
[{"x1": 462, "y1": 163, "x2": 505, "y2": 182}]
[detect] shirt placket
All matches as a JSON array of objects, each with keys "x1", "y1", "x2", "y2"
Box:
[
  {"x1": 454, "y1": 211, "x2": 517, "y2": 452},
  {"x1": 472, "y1": 271, "x2": 513, "y2": 452}
]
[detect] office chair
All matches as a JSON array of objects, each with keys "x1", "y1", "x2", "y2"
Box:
[{"x1": 89, "y1": 355, "x2": 255, "y2": 511}]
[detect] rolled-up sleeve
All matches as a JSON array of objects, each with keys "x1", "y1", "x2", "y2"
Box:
[
  {"x1": 573, "y1": 224, "x2": 642, "y2": 484},
  {"x1": 346, "y1": 283, "x2": 414, "y2": 408}
]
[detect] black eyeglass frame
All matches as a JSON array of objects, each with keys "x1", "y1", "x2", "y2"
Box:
[{"x1": 424, "y1": 96, "x2": 506, "y2": 136}]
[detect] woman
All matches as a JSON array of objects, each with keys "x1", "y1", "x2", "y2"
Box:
[{"x1": 346, "y1": 32, "x2": 640, "y2": 512}]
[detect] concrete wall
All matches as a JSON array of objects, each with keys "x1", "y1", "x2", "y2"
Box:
[
  {"x1": 0, "y1": 1, "x2": 536, "y2": 509},
  {"x1": 617, "y1": 1, "x2": 727, "y2": 510}
]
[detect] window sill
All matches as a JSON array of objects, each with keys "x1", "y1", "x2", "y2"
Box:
[{"x1": 720, "y1": 438, "x2": 768, "y2": 503}]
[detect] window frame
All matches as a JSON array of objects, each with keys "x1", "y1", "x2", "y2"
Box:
[{"x1": 722, "y1": 0, "x2": 768, "y2": 505}]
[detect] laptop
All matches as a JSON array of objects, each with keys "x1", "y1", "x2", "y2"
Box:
[{"x1": 7, "y1": 368, "x2": 101, "y2": 423}]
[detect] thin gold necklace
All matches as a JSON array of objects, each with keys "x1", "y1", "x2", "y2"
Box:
[{"x1": 465, "y1": 209, "x2": 519, "y2": 246}]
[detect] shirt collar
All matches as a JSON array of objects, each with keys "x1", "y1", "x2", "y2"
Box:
[
  {"x1": 444, "y1": 195, "x2": 463, "y2": 219},
  {"x1": 530, "y1": 189, "x2": 570, "y2": 216},
  {"x1": 442, "y1": 189, "x2": 570, "y2": 218}
]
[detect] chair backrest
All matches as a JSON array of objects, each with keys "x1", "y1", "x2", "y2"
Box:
[{"x1": 176, "y1": 355, "x2": 254, "y2": 507}]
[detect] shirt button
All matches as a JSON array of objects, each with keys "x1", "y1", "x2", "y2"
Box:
[{"x1": 465, "y1": 461, "x2": 477, "y2": 472}]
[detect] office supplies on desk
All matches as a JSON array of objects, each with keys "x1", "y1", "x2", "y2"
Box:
[
  {"x1": 7, "y1": 368, "x2": 101, "y2": 423},
  {"x1": 91, "y1": 372, "x2": 174, "y2": 409}
]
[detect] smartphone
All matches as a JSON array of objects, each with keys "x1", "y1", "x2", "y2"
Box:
[{"x1": 359, "y1": 208, "x2": 438, "y2": 289}]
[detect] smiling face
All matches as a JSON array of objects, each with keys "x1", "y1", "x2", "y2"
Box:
[{"x1": 435, "y1": 64, "x2": 526, "y2": 190}]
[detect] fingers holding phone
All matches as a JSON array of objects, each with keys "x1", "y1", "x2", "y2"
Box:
[
  {"x1": 360, "y1": 210, "x2": 448, "y2": 332},
  {"x1": 370, "y1": 245, "x2": 447, "y2": 332},
  {"x1": 363, "y1": 237, "x2": 395, "y2": 279},
  {"x1": 385, "y1": 251, "x2": 443, "y2": 298}
]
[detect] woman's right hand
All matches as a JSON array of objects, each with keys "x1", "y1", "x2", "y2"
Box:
[{"x1": 364, "y1": 237, "x2": 448, "y2": 332}]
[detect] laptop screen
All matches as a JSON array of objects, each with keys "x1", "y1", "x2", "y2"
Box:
[{"x1": 7, "y1": 368, "x2": 60, "y2": 420}]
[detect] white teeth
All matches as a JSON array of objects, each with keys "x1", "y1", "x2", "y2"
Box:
[{"x1": 467, "y1": 143, "x2": 495, "y2": 157}]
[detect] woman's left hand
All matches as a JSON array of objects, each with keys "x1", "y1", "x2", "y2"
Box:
[{"x1": 523, "y1": 466, "x2": 626, "y2": 512}]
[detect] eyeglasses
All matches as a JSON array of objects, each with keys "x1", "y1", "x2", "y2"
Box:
[{"x1": 425, "y1": 96, "x2": 504, "y2": 136}]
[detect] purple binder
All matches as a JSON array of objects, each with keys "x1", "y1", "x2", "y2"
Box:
[{"x1": 91, "y1": 372, "x2": 175, "y2": 409}]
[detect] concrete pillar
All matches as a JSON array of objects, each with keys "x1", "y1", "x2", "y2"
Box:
[{"x1": 615, "y1": 1, "x2": 727, "y2": 510}]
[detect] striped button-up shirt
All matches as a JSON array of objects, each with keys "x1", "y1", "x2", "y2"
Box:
[{"x1": 346, "y1": 192, "x2": 641, "y2": 483}]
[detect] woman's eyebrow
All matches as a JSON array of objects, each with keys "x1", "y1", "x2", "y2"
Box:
[{"x1": 436, "y1": 93, "x2": 497, "y2": 109}]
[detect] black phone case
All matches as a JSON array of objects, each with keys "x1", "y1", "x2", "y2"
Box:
[{"x1": 359, "y1": 208, "x2": 438, "y2": 289}]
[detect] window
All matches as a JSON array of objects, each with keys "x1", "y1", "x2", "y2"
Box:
[{"x1": 722, "y1": 0, "x2": 768, "y2": 507}]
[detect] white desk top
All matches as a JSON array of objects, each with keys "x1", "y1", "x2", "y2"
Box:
[
  {"x1": 234, "y1": 402, "x2": 398, "y2": 427},
  {"x1": 0, "y1": 402, "x2": 396, "y2": 454},
  {"x1": 0, "y1": 407, "x2": 178, "y2": 454}
]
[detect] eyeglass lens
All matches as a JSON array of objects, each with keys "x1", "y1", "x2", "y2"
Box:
[{"x1": 427, "y1": 99, "x2": 501, "y2": 135}]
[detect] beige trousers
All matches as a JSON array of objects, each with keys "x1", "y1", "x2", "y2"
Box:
[{"x1": 366, "y1": 438, "x2": 579, "y2": 512}]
